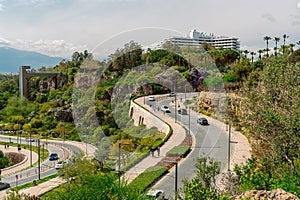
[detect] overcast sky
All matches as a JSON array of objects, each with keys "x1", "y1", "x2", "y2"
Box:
[{"x1": 0, "y1": 0, "x2": 300, "y2": 58}]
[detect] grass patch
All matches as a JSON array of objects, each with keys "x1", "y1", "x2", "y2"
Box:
[
  {"x1": 166, "y1": 146, "x2": 190, "y2": 157},
  {"x1": 121, "y1": 151, "x2": 148, "y2": 172},
  {"x1": 128, "y1": 166, "x2": 168, "y2": 192},
  {"x1": 11, "y1": 174, "x2": 58, "y2": 192}
]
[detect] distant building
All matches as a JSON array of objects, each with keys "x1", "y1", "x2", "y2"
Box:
[{"x1": 163, "y1": 29, "x2": 240, "y2": 50}]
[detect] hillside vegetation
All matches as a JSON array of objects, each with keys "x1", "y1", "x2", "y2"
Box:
[{"x1": 0, "y1": 39, "x2": 299, "y2": 199}]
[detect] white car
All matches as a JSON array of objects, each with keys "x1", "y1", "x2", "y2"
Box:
[
  {"x1": 146, "y1": 189, "x2": 165, "y2": 200},
  {"x1": 55, "y1": 161, "x2": 67, "y2": 169},
  {"x1": 167, "y1": 92, "x2": 176, "y2": 97},
  {"x1": 148, "y1": 96, "x2": 156, "y2": 101},
  {"x1": 161, "y1": 105, "x2": 170, "y2": 113}
]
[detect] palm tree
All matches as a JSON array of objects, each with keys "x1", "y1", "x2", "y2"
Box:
[
  {"x1": 297, "y1": 41, "x2": 300, "y2": 48},
  {"x1": 283, "y1": 34, "x2": 289, "y2": 55},
  {"x1": 264, "y1": 36, "x2": 272, "y2": 57},
  {"x1": 258, "y1": 49, "x2": 264, "y2": 60},
  {"x1": 290, "y1": 43, "x2": 295, "y2": 53},
  {"x1": 244, "y1": 50, "x2": 249, "y2": 59},
  {"x1": 274, "y1": 37, "x2": 280, "y2": 56},
  {"x1": 250, "y1": 52, "x2": 256, "y2": 63}
]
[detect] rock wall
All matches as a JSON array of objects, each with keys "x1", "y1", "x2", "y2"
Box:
[
  {"x1": 129, "y1": 100, "x2": 170, "y2": 135},
  {"x1": 236, "y1": 188, "x2": 299, "y2": 200}
]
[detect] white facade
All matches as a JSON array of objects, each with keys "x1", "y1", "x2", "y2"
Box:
[{"x1": 165, "y1": 29, "x2": 240, "y2": 50}]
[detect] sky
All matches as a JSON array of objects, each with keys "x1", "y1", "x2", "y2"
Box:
[{"x1": 0, "y1": 0, "x2": 300, "y2": 58}]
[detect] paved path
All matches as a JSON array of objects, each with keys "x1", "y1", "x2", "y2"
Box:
[
  {"x1": 124, "y1": 97, "x2": 186, "y2": 183},
  {"x1": 0, "y1": 145, "x2": 39, "y2": 177}
]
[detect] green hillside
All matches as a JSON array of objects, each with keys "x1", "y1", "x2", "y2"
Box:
[{"x1": 0, "y1": 40, "x2": 299, "y2": 199}]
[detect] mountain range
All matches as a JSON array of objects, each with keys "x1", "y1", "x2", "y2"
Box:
[{"x1": 0, "y1": 47, "x2": 65, "y2": 74}]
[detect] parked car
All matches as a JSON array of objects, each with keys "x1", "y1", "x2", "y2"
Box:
[
  {"x1": 197, "y1": 117, "x2": 209, "y2": 125},
  {"x1": 146, "y1": 189, "x2": 165, "y2": 200},
  {"x1": 55, "y1": 161, "x2": 67, "y2": 169},
  {"x1": 148, "y1": 96, "x2": 156, "y2": 101},
  {"x1": 161, "y1": 105, "x2": 171, "y2": 113},
  {"x1": 0, "y1": 182, "x2": 10, "y2": 191},
  {"x1": 49, "y1": 153, "x2": 59, "y2": 161},
  {"x1": 178, "y1": 108, "x2": 187, "y2": 115}
]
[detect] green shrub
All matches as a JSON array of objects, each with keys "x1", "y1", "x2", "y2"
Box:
[
  {"x1": 166, "y1": 146, "x2": 190, "y2": 157},
  {"x1": 129, "y1": 166, "x2": 168, "y2": 192}
]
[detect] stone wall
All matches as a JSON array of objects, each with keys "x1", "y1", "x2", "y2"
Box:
[{"x1": 129, "y1": 100, "x2": 170, "y2": 135}]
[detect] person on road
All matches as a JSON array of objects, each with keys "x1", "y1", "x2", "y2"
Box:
[{"x1": 157, "y1": 146, "x2": 160, "y2": 157}]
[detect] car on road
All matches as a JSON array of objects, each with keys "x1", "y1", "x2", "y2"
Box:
[
  {"x1": 55, "y1": 161, "x2": 67, "y2": 169},
  {"x1": 0, "y1": 182, "x2": 10, "y2": 191},
  {"x1": 146, "y1": 189, "x2": 165, "y2": 200},
  {"x1": 49, "y1": 153, "x2": 59, "y2": 161},
  {"x1": 167, "y1": 92, "x2": 176, "y2": 97},
  {"x1": 197, "y1": 117, "x2": 209, "y2": 125},
  {"x1": 178, "y1": 108, "x2": 187, "y2": 115},
  {"x1": 25, "y1": 137, "x2": 35, "y2": 142},
  {"x1": 148, "y1": 96, "x2": 156, "y2": 101},
  {"x1": 161, "y1": 105, "x2": 170, "y2": 113}
]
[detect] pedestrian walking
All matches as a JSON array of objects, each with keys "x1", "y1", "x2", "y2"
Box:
[
  {"x1": 157, "y1": 146, "x2": 160, "y2": 157},
  {"x1": 150, "y1": 147, "x2": 154, "y2": 157}
]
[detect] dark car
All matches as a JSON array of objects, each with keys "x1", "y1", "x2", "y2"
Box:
[
  {"x1": 178, "y1": 108, "x2": 187, "y2": 115},
  {"x1": 0, "y1": 182, "x2": 10, "y2": 191},
  {"x1": 197, "y1": 117, "x2": 209, "y2": 125},
  {"x1": 49, "y1": 153, "x2": 59, "y2": 161}
]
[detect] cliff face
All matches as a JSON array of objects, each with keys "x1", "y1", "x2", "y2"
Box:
[{"x1": 38, "y1": 74, "x2": 68, "y2": 92}]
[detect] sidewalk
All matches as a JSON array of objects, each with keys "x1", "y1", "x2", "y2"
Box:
[
  {"x1": 124, "y1": 97, "x2": 186, "y2": 183},
  {"x1": 0, "y1": 145, "x2": 39, "y2": 177}
]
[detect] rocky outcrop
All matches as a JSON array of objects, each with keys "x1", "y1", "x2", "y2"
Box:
[
  {"x1": 55, "y1": 110, "x2": 73, "y2": 122},
  {"x1": 236, "y1": 188, "x2": 299, "y2": 200}
]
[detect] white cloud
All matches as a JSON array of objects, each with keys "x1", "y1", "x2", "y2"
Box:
[
  {"x1": 261, "y1": 13, "x2": 276, "y2": 23},
  {"x1": 9, "y1": 39, "x2": 88, "y2": 58},
  {"x1": 297, "y1": 2, "x2": 300, "y2": 9},
  {"x1": 0, "y1": 0, "x2": 4, "y2": 11}
]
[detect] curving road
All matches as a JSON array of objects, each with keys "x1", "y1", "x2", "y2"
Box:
[
  {"x1": 148, "y1": 93, "x2": 231, "y2": 199},
  {"x1": 0, "y1": 135, "x2": 83, "y2": 189}
]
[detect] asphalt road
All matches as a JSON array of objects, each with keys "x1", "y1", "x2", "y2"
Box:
[
  {"x1": 148, "y1": 93, "x2": 230, "y2": 199},
  {"x1": 0, "y1": 135, "x2": 83, "y2": 188}
]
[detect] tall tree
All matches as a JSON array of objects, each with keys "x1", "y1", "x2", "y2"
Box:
[
  {"x1": 242, "y1": 57, "x2": 300, "y2": 171},
  {"x1": 250, "y1": 52, "x2": 256, "y2": 63},
  {"x1": 274, "y1": 37, "x2": 280, "y2": 56},
  {"x1": 297, "y1": 41, "x2": 300, "y2": 48},
  {"x1": 283, "y1": 34, "x2": 289, "y2": 55},
  {"x1": 257, "y1": 49, "x2": 264, "y2": 60},
  {"x1": 243, "y1": 50, "x2": 249, "y2": 59},
  {"x1": 264, "y1": 36, "x2": 272, "y2": 57},
  {"x1": 290, "y1": 43, "x2": 295, "y2": 53}
]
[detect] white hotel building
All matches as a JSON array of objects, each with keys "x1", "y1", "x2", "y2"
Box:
[{"x1": 164, "y1": 29, "x2": 240, "y2": 50}]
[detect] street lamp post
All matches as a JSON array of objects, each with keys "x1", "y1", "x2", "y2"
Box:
[
  {"x1": 175, "y1": 94, "x2": 177, "y2": 123},
  {"x1": 228, "y1": 124, "x2": 231, "y2": 171},
  {"x1": 164, "y1": 160, "x2": 178, "y2": 200},
  {"x1": 30, "y1": 131, "x2": 32, "y2": 167},
  {"x1": 37, "y1": 139, "x2": 41, "y2": 180},
  {"x1": 188, "y1": 106, "x2": 191, "y2": 146}
]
